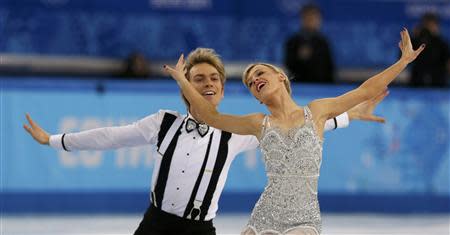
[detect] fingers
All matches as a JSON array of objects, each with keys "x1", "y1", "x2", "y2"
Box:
[
  {"x1": 175, "y1": 54, "x2": 186, "y2": 73},
  {"x1": 373, "y1": 116, "x2": 386, "y2": 123},
  {"x1": 25, "y1": 113, "x2": 39, "y2": 133},
  {"x1": 415, "y1": 44, "x2": 426, "y2": 55},
  {"x1": 23, "y1": 124, "x2": 32, "y2": 134},
  {"x1": 400, "y1": 30, "x2": 405, "y2": 48},
  {"x1": 400, "y1": 28, "x2": 412, "y2": 50},
  {"x1": 26, "y1": 113, "x2": 35, "y2": 127},
  {"x1": 163, "y1": 53, "x2": 189, "y2": 83},
  {"x1": 363, "y1": 115, "x2": 386, "y2": 123},
  {"x1": 403, "y1": 27, "x2": 411, "y2": 42},
  {"x1": 176, "y1": 53, "x2": 184, "y2": 67},
  {"x1": 163, "y1": 64, "x2": 177, "y2": 74},
  {"x1": 165, "y1": 53, "x2": 186, "y2": 75},
  {"x1": 401, "y1": 28, "x2": 410, "y2": 43}
]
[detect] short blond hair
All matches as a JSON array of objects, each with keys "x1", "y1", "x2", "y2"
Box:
[
  {"x1": 242, "y1": 63, "x2": 292, "y2": 95},
  {"x1": 182, "y1": 48, "x2": 226, "y2": 108},
  {"x1": 185, "y1": 48, "x2": 226, "y2": 84}
]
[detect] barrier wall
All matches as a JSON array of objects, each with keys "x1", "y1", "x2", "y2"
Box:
[{"x1": 1, "y1": 78, "x2": 449, "y2": 214}]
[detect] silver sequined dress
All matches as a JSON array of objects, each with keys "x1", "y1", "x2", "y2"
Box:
[{"x1": 243, "y1": 106, "x2": 323, "y2": 235}]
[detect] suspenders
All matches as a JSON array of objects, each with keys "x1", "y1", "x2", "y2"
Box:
[
  {"x1": 183, "y1": 133, "x2": 215, "y2": 219},
  {"x1": 198, "y1": 131, "x2": 231, "y2": 220},
  {"x1": 152, "y1": 112, "x2": 232, "y2": 221},
  {"x1": 153, "y1": 113, "x2": 184, "y2": 208},
  {"x1": 183, "y1": 131, "x2": 231, "y2": 220}
]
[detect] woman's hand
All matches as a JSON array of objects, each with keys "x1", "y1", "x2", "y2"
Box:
[
  {"x1": 399, "y1": 28, "x2": 425, "y2": 64},
  {"x1": 164, "y1": 54, "x2": 187, "y2": 83}
]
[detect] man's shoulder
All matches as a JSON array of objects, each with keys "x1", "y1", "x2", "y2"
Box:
[
  {"x1": 227, "y1": 133, "x2": 259, "y2": 151},
  {"x1": 138, "y1": 109, "x2": 185, "y2": 124},
  {"x1": 154, "y1": 109, "x2": 185, "y2": 119}
]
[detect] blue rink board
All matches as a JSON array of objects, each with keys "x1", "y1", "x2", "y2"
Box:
[{"x1": 1, "y1": 78, "x2": 449, "y2": 213}]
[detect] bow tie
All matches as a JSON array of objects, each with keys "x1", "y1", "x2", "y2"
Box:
[{"x1": 185, "y1": 118, "x2": 209, "y2": 137}]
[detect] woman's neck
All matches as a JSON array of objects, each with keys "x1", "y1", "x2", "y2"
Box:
[{"x1": 265, "y1": 91, "x2": 300, "y2": 120}]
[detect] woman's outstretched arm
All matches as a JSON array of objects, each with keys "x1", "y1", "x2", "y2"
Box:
[
  {"x1": 311, "y1": 28, "x2": 424, "y2": 123},
  {"x1": 164, "y1": 55, "x2": 263, "y2": 137}
]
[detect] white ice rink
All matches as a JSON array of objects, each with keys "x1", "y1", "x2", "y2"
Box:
[{"x1": 2, "y1": 213, "x2": 449, "y2": 235}]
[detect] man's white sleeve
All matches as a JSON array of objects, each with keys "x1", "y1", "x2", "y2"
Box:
[
  {"x1": 49, "y1": 110, "x2": 164, "y2": 151},
  {"x1": 229, "y1": 134, "x2": 260, "y2": 154},
  {"x1": 324, "y1": 112, "x2": 349, "y2": 132}
]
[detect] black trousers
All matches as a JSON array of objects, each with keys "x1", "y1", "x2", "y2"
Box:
[{"x1": 134, "y1": 205, "x2": 216, "y2": 235}]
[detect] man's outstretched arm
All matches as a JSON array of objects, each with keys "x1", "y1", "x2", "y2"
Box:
[{"x1": 324, "y1": 89, "x2": 388, "y2": 131}]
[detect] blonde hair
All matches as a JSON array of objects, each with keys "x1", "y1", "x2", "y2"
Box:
[
  {"x1": 182, "y1": 48, "x2": 226, "y2": 108},
  {"x1": 242, "y1": 63, "x2": 292, "y2": 95},
  {"x1": 185, "y1": 48, "x2": 226, "y2": 84}
]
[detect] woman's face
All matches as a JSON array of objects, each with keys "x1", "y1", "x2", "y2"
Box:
[{"x1": 245, "y1": 64, "x2": 284, "y2": 103}]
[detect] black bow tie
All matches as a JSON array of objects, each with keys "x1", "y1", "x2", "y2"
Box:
[{"x1": 185, "y1": 118, "x2": 209, "y2": 137}]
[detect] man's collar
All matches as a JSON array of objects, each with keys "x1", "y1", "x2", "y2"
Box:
[
  {"x1": 185, "y1": 112, "x2": 215, "y2": 134},
  {"x1": 186, "y1": 112, "x2": 201, "y2": 123}
]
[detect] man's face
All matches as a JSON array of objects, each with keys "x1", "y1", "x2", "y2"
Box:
[
  {"x1": 424, "y1": 21, "x2": 439, "y2": 35},
  {"x1": 188, "y1": 63, "x2": 224, "y2": 107},
  {"x1": 301, "y1": 11, "x2": 322, "y2": 31}
]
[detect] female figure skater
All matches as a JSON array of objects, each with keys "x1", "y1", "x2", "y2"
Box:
[{"x1": 164, "y1": 29, "x2": 424, "y2": 235}]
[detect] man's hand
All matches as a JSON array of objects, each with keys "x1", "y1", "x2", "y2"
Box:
[
  {"x1": 23, "y1": 114, "x2": 50, "y2": 145},
  {"x1": 348, "y1": 90, "x2": 389, "y2": 123}
]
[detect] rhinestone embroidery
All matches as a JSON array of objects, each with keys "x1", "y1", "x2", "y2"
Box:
[{"x1": 244, "y1": 107, "x2": 323, "y2": 235}]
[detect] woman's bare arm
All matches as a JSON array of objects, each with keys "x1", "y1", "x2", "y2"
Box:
[
  {"x1": 164, "y1": 55, "x2": 263, "y2": 137},
  {"x1": 311, "y1": 28, "x2": 424, "y2": 123}
]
